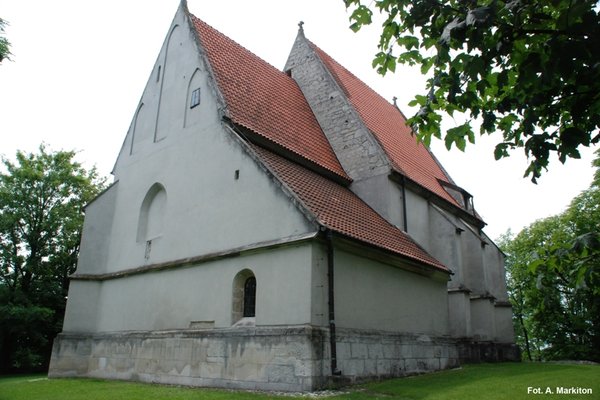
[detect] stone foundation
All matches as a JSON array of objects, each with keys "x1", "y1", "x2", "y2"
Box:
[
  {"x1": 49, "y1": 326, "x2": 327, "y2": 392},
  {"x1": 50, "y1": 326, "x2": 511, "y2": 391},
  {"x1": 334, "y1": 328, "x2": 459, "y2": 381},
  {"x1": 457, "y1": 340, "x2": 521, "y2": 363}
]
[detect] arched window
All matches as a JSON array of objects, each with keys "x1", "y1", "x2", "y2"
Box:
[
  {"x1": 232, "y1": 269, "x2": 256, "y2": 325},
  {"x1": 137, "y1": 183, "x2": 167, "y2": 243}
]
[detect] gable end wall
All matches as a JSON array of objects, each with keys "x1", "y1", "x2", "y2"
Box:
[{"x1": 284, "y1": 32, "x2": 390, "y2": 181}]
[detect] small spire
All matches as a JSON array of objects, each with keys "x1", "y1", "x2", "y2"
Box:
[
  {"x1": 392, "y1": 96, "x2": 398, "y2": 107},
  {"x1": 298, "y1": 21, "x2": 304, "y2": 32}
]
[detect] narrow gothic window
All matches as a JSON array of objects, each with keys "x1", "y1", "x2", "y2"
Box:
[{"x1": 243, "y1": 276, "x2": 256, "y2": 317}]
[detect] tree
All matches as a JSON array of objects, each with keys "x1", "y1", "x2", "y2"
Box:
[
  {"x1": 499, "y1": 150, "x2": 600, "y2": 361},
  {"x1": 345, "y1": 0, "x2": 600, "y2": 181},
  {"x1": 0, "y1": 17, "x2": 11, "y2": 63},
  {"x1": 0, "y1": 146, "x2": 105, "y2": 372}
]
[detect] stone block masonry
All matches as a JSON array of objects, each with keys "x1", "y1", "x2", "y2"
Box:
[
  {"x1": 49, "y1": 326, "x2": 328, "y2": 392},
  {"x1": 49, "y1": 326, "x2": 460, "y2": 391},
  {"x1": 332, "y1": 328, "x2": 460, "y2": 382},
  {"x1": 284, "y1": 31, "x2": 390, "y2": 181}
]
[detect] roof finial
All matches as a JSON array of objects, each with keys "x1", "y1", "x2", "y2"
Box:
[
  {"x1": 392, "y1": 96, "x2": 398, "y2": 106},
  {"x1": 298, "y1": 21, "x2": 304, "y2": 32}
]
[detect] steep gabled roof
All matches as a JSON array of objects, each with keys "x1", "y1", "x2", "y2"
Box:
[
  {"x1": 189, "y1": 13, "x2": 447, "y2": 271},
  {"x1": 190, "y1": 16, "x2": 349, "y2": 181},
  {"x1": 252, "y1": 145, "x2": 448, "y2": 273},
  {"x1": 312, "y1": 44, "x2": 463, "y2": 208}
]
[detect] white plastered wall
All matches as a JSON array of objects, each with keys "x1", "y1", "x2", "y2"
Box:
[
  {"x1": 333, "y1": 248, "x2": 449, "y2": 335},
  {"x1": 83, "y1": 243, "x2": 315, "y2": 332},
  {"x1": 79, "y1": 5, "x2": 315, "y2": 275},
  {"x1": 64, "y1": 5, "x2": 318, "y2": 333}
]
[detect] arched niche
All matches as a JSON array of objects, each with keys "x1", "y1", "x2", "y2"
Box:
[
  {"x1": 130, "y1": 103, "x2": 144, "y2": 155},
  {"x1": 155, "y1": 25, "x2": 184, "y2": 141},
  {"x1": 184, "y1": 68, "x2": 203, "y2": 128},
  {"x1": 137, "y1": 183, "x2": 167, "y2": 243}
]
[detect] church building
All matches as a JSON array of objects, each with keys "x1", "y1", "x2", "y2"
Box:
[{"x1": 49, "y1": 1, "x2": 518, "y2": 391}]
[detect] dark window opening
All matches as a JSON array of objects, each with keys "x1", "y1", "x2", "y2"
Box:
[
  {"x1": 243, "y1": 276, "x2": 256, "y2": 317},
  {"x1": 190, "y1": 87, "x2": 201, "y2": 108}
]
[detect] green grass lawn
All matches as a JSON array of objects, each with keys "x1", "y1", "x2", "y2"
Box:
[
  {"x1": 348, "y1": 363, "x2": 599, "y2": 399},
  {"x1": 0, "y1": 363, "x2": 598, "y2": 400}
]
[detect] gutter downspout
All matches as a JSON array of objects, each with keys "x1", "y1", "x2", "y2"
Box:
[{"x1": 326, "y1": 229, "x2": 341, "y2": 376}]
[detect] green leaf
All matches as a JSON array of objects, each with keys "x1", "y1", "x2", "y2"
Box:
[
  {"x1": 352, "y1": 0, "x2": 600, "y2": 181},
  {"x1": 396, "y1": 35, "x2": 419, "y2": 50},
  {"x1": 373, "y1": 51, "x2": 396, "y2": 76},
  {"x1": 420, "y1": 57, "x2": 435, "y2": 75},
  {"x1": 445, "y1": 123, "x2": 472, "y2": 151},
  {"x1": 397, "y1": 50, "x2": 422, "y2": 66},
  {"x1": 481, "y1": 111, "x2": 497, "y2": 133},
  {"x1": 349, "y1": 5, "x2": 373, "y2": 32},
  {"x1": 494, "y1": 143, "x2": 510, "y2": 160}
]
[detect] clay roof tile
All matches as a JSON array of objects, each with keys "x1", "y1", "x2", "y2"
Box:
[
  {"x1": 191, "y1": 16, "x2": 349, "y2": 181},
  {"x1": 190, "y1": 14, "x2": 448, "y2": 271},
  {"x1": 253, "y1": 145, "x2": 448, "y2": 273},
  {"x1": 312, "y1": 44, "x2": 465, "y2": 208}
]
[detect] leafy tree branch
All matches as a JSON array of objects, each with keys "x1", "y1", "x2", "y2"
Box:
[
  {"x1": 0, "y1": 17, "x2": 11, "y2": 63},
  {"x1": 345, "y1": 0, "x2": 600, "y2": 181}
]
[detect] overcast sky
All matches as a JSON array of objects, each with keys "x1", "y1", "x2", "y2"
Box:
[{"x1": 0, "y1": 0, "x2": 597, "y2": 241}]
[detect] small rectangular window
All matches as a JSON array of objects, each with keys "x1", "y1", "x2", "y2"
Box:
[{"x1": 190, "y1": 87, "x2": 201, "y2": 108}]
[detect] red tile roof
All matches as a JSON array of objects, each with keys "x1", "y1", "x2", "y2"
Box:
[
  {"x1": 312, "y1": 44, "x2": 463, "y2": 208},
  {"x1": 252, "y1": 145, "x2": 448, "y2": 273},
  {"x1": 190, "y1": 14, "x2": 447, "y2": 271},
  {"x1": 190, "y1": 16, "x2": 349, "y2": 181}
]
